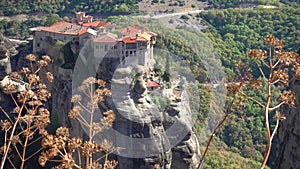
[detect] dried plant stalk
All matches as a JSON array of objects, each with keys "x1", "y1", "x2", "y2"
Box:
[{"x1": 0, "y1": 54, "x2": 53, "y2": 169}]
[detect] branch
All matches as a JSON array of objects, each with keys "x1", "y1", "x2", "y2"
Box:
[
  {"x1": 0, "y1": 106, "x2": 13, "y2": 123},
  {"x1": 239, "y1": 91, "x2": 265, "y2": 108},
  {"x1": 25, "y1": 147, "x2": 43, "y2": 161},
  {"x1": 197, "y1": 92, "x2": 239, "y2": 169},
  {"x1": 255, "y1": 60, "x2": 267, "y2": 80},
  {"x1": 7, "y1": 157, "x2": 16, "y2": 169},
  {"x1": 269, "y1": 102, "x2": 285, "y2": 111},
  {"x1": 270, "y1": 119, "x2": 279, "y2": 142}
]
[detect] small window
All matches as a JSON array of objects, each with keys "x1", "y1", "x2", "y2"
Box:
[
  {"x1": 37, "y1": 43, "x2": 40, "y2": 47},
  {"x1": 40, "y1": 38, "x2": 43, "y2": 40},
  {"x1": 64, "y1": 36, "x2": 66, "y2": 40},
  {"x1": 105, "y1": 45, "x2": 108, "y2": 51},
  {"x1": 96, "y1": 45, "x2": 99, "y2": 49}
]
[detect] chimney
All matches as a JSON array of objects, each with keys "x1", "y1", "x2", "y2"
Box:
[{"x1": 141, "y1": 27, "x2": 145, "y2": 34}]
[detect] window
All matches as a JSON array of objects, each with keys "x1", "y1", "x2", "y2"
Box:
[
  {"x1": 105, "y1": 44, "x2": 108, "y2": 51},
  {"x1": 40, "y1": 38, "x2": 43, "y2": 40},
  {"x1": 64, "y1": 36, "x2": 66, "y2": 40},
  {"x1": 96, "y1": 45, "x2": 99, "y2": 49},
  {"x1": 37, "y1": 43, "x2": 40, "y2": 47}
]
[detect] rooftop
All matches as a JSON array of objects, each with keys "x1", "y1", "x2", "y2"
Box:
[{"x1": 93, "y1": 33, "x2": 118, "y2": 43}]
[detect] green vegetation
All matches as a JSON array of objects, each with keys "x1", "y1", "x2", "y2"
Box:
[
  {"x1": 0, "y1": 0, "x2": 139, "y2": 16},
  {"x1": 197, "y1": 7, "x2": 300, "y2": 74},
  {"x1": 200, "y1": 0, "x2": 299, "y2": 8}
]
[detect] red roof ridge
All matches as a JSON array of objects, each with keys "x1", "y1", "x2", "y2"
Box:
[{"x1": 146, "y1": 81, "x2": 160, "y2": 88}]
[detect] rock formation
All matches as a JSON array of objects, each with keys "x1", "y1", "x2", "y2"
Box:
[
  {"x1": 104, "y1": 66, "x2": 201, "y2": 169},
  {"x1": 275, "y1": 81, "x2": 300, "y2": 169},
  {"x1": 0, "y1": 33, "x2": 18, "y2": 112}
]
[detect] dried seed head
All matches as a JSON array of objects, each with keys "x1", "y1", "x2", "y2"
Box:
[
  {"x1": 38, "y1": 152, "x2": 48, "y2": 167},
  {"x1": 68, "y1": 137, "x2": 82, "y2": 153},
  {"x1": 42, "y1": 55, "x2": 52, "y2": 63},
  {"x1": 37, "y1": 60, "x2": 48, "y2": 67},
  {"x1": 101, "y1": 139, "x2": 114, "y2": 152},
  {"x1": 272, "y1": 69, "x2": 289, "y2": 86},
  {"x1": 25, "y1": 54, "x2": 36, "y2": 62},
  {"x1": 27, "y1": 74, "x2": 40, "y2": 83},
  {"x1": 45, "y1": 72, "x2": 54, "y2": 83},
  {"x1": 56, "y1": 127, "x2": 70, "y2": 138},
  {"x1": 68, "y1": 106, "x2": 81, "y2": 119},
  {"x1": 275, "y1": 111, "x2": 286, "y2": 121},
  {"x1": 264, "y1": 34, "x2": 283, "y2": 49},
  {"x1": 61, "y1": 154, "x2": 75, "y2": 168},
  {"x1": 3, "y1": 83, "x2": 17, "y2": 94},
  {"x1": 92, "y1": 162, "x2": 102, "y2": 169},
  {"x1": 82, "y1": 141, "x2": 95, "y2": 157},
  {"x1": 0, "y1": 120, "x2": 12, "y2": 131},
  {"x1": 278, "y1": 90, "x2": 295, "y2": 107},
  {"x1": 248, "y1": 49, "x2": 267, "y2": 60},
  {"x1": 71, "y1": 94, "x2": 82, "y2": 102},
  {"x1": 9, "y1": 72, "x2": 21, "y2": 79},
  {"x1": 104, "y1": 160, "x2": 118, "y2": 169},
  {"x1": 102, "y1": 110, "x2": 115, "y2": 127},
  {"x1": 42, "y1": 134, "x2": 54, "y2": 147},
  {"x1": 20, "y1": 67, "x2": 31, "y2": 74}
]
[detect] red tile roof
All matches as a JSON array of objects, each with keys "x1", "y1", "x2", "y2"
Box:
[
  {"x1": 33, "y1": 21, "x2": 91, "y2": 35},
  {"x1": 82, "y1": 20, "x2": 114, "y2": 27},
  {"x1": 146, "y1": 81, "x2": 160, "y2": 88},
  {"x1": 117, "y1": 25, "x2": 156, "y2": 44}
]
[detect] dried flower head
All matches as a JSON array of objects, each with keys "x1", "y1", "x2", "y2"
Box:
[
  {"x1": 101, "y1": 139, "x2": 114, "y2": 152},
  {"x1": 20, "y1": 67, "x2": 31, "y2": 74},
  {"x1": 42, "y1": 134, "x2": 54, "y2": 147},
  {"x1": 82, "y1": 141, "x2": 95, "y2": 157},
  {"x1": 56, "y1": 127, "x2": 70, "y2": 138},
  {"x1": 248, "y1": 49, "x2": 267, "y2": 60},
  {"x1": 0, "y1": 120, "x2": 12, "y2": 131},
  {"x1": 68, "y1": 137, "x2": 82, "y2": 153},
  {"x1": 275, "y1": 50, "x2": 299, "y2": 66},
  {"x1": 37, "y1": 60, "x2": 48, "y2": 67},
  {"x1": 102, "y1": 110, "x2": 115, "y2": 127},
  {"x1": 264, "y1": 34, "x2": 283, "y2": 49},
  {"x1": 278, "y1": 90, "x2": 295, "y2": 107},
  {"x1": 45, "y1": 72, "x2": 54, "y2": 83},
  {"x1": 9, "y1": 72, "x2": 21, "y2": 79},
  {"x1": 104, "y1": 160, "x2": 118, "y2": 169},
  {"x1": 38, "y1": 152, "x2": 48, "y2": 167},
  {"x1": 68, "y1": 106, "x2": 82, "y2": 119},
  {"x1": 71, "y1": 94, "x2": 82, "y2": 102},
  {"x1": 25, "y1": 54, "x2": 36, "y2": 62},
  {"x1": 3, "y1": 83, "x2": 17, "y2": 94},
  {"x1": 27, "y1": 74, "x2": 40, "y2": 83},
  {"x1": 272, "y1": 69, "x2": 289, "y2": 86},
  {"x1": 275, "y1": 111, "x2": 286, "y2": 121},
  {"x1": 61, "y1": 154, "x2": 75, "y2": 168},
  {"x1": 42, "y1": 55, "x2": 52, "y2": 63}
]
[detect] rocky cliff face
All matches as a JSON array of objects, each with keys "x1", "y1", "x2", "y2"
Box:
[
  {"x1": 0, "y1": 33, "x2": 18, "y2": 111},
  {"x1": 275, "y1": 81, "x2": 300, "y2": 169},
  {"x1": 105, "y1": 66, "x2": 201, "y2": 169}
]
